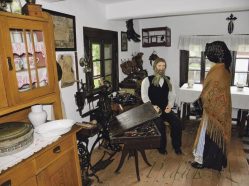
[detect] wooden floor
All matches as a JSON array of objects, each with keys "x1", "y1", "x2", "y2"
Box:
[{"x1": 89, "y1": 122, "x2": 249, "y2": 186}]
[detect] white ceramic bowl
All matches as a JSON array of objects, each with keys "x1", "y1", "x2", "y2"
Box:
[{"x1": 35, "y1": 119, "x2": 75, "y2": 134}]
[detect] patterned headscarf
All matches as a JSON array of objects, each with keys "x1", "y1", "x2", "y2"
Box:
[
  {"x1": 152, "y1": 58, "x2": 172, "y2": 91},
  {"x1": 205, "y1": 41, "x2": 232, "y2": 72}
]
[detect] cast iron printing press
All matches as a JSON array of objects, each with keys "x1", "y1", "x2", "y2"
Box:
[{"x1": 75, "y1": 81, "x2": 161, "y2": 184}]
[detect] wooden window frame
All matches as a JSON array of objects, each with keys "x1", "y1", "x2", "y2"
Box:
[
  {"x1": 83, "y1": 27, "x2": 119, "y2": 94},
  {"x1": 180, "y1": 50, "x2": 249, "y2": 87}
]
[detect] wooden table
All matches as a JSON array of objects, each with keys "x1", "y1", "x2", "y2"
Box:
[{"x1": 109, "y1": 103, "x2": 160, "y2": 181}]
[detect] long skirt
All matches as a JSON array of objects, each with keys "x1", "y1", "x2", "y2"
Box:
[{"x1": 193, "y1": 115, "x2": 227, "y2": 171}]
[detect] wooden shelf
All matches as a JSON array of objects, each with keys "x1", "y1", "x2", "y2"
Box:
[{"x1": 142, "y1": 27, "x2": 171, "y2": 47}]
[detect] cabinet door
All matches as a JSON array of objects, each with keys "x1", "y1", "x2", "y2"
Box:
[
  {"x1": 0, "y1": 61, "x2": 8, "y2": 109},
  {"x1": 3, "y1": 17, "x2": 55, "y2": 104},
  {"x1": 0, "y1": 18, "x2": 8, "y2": 109},
  {"x1": 20, "y1": 176, "x2": 37, "y2": 186},
  {"x1": 37, "y1": 149, "x2": 80, "y2": 186}
]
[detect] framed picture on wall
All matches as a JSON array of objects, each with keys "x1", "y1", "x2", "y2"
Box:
[
  {"x1": 121, "y1": 31, "x2": 128, "y2": 51},
  {"x1": 43, "y1": 9, "x2": 77, "y2": 51}
]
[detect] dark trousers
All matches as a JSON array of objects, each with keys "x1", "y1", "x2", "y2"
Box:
[{"x1": 155, "y1": 111, "x2": 182, "y2": 151}]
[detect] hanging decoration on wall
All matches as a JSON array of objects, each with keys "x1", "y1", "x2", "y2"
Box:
[
  {"x1": 226, "y1": 14, "x2": 237, "y2": 34},
  {"x1": 149, "y1": 51, "x2": 159, "y2": 66},
  {"x1": 126, "y1": 19, "x2": 141, "y2": 42},
  {"x1": 0, "y1": 0, "x2": 12, "y2": 11},
  {"x1": 58, "y1": 54, "x2": 75, "y2": 88}
]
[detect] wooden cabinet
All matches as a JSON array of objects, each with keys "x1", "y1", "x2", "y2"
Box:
[
  {"x1": 4, "y1": 16, "x2": 55, "y2": 102},
  {"x1": 142, "y1": 27, "x2": 171, "y2": 47},
  {"x1": 36, "y1": 127, "x2": 82, "y2": 186},
  {"x1": 0, "y1": 155, "x2": 36, "y2": 186},
  {"x1": 0, "y1": 126, "x2": 82, "y2": 186},
  {"x1": 37, "y1": 149, "x2": 80, "y2": 186},
  {"x1": 0, "y1": 7, "x2": 81, "y2": 186},
  {"x1": 0, "y1": 10, "x2": 62, "y2": 118}
]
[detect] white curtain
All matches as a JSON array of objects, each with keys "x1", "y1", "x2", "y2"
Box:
[{"x1": 178, "y1": 35, "x2": 249, "y2": 52}]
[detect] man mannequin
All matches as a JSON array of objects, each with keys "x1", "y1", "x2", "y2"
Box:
[{"x1": 141, "y1": 58, "x2": 182, "y2": 155}]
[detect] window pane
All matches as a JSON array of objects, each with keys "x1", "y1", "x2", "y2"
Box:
[
  {"x1": 93, "y1": 78, "x2": 101, "y2": 89},
  {"x1": 105, "y1": 75, "x2": 112, "y2": 83},
  {"x1": 93, "y1": 61, "x2": 101, "y2": 76},
  {"x1": 105, "y1": 60, "x2": 112, "y2": 75},
  {"x1": 26, "y1": 31, "x2": 37, "y2": 87},
  {"x1": 188, "y1": 70, "x2": 201, "y2": 83},
  {"x1": 104, "y1": 44, "x2": 112, "y2": 59},
  {"x1": 235, "y1": 59, "x2": 249, "y2": 72},
  {"x1": 92, "y1": 43, "x2": 100, "y2": 60},
  {"x1": 16, "y1": 71, "x2": 31, "y2": 91},
  {"x1": 205, "y1": 58, "x2": 213, "y2": 71},
  {"x1": 234, "y1": 52, "x2": 249, "y2": 85},
  {"x1": 234, "y1": 73, "x2": 248, "y2": 85},
  {"x1": 38, "y1": 68, "x2": 48, "y2": 87},
  {"x1": 237, "y1": 52, "x2": 249, "y2": 58},
  {"x1": 189, "y1": 45, "x2": 202, "y2": 57},
  {"x1": 189, "y1": 58, "x2": 201, "y2": 71}
]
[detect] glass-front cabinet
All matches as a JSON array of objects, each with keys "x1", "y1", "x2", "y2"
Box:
[
  {"x1": 1, "y1": 15, "x2": 55, "y2": 105},
  {"x1": 11, "y1": 29, "x2": 48, "y2": 91}
]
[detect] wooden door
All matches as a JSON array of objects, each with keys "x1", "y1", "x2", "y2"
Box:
[
  {"x1": 3, "y1": 16, "x2": 55, "y2": 105},
  {"x1": 37, "y1": 149, "x2": 80, "y2": 186}
]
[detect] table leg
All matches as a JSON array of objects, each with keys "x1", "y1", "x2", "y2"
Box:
[
  {"x1": 181, "y1": 103, "x2": 190, "y2": 120},
  {"x1": 138, "y1": 149, "x2": 151, "y2": 166},
  {"x1": 115, "y1": 145, "x2": 129, "y2": 173},
  {"x1": 239, "y1": 110, "x2": 248, "y2": 137},
  {"x1": 134, "y1": 150, "x2": 140, "y2": 181},
  {"x1": 237, "y1": 109, "x2": 242, "y2": 126}
]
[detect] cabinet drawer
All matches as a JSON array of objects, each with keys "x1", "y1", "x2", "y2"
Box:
[
  {"x1": 0, "y1": 159, "x2": 35, "y2": 186},
  {"x1": 36, "y1": 137, "x2": 74, "y2": 170}
]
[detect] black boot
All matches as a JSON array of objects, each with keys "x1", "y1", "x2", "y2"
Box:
[{"x1": 191, "y1": 161, "x2": 204, "y2": 169}]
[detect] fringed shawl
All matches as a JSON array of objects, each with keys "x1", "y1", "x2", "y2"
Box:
[{"x1": 194, "y1": 63, "x2": 232, "y2": 152}]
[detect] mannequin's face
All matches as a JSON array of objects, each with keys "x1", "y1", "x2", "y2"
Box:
[{"x1": 155, "y1": 61, "x2": 166, "y2": 76}]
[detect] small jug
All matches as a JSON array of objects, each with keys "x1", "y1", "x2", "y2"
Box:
[
  {"x1": 188, "y1": 80, "x2": 194, "y2": 88},
  {"x1": 28, "y1": 105, "x2": 47, "y2": 128}
]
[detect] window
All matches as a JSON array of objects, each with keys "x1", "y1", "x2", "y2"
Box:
[
  {"x1": 180, "y1": 50, "x2": 249, "y2": 86},
  {"x1": 83, "y1": 27, "x2": 118, "y2": 93},
  {"x1": 188, "y1": 50, "x2": 214, "y2": 83},
  {"x1": 233, "y1": 52, "x2": 249, "y2": 86}
]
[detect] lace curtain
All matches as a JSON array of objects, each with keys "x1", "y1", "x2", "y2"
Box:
[{"x1": 178, "y1": 35, "x2": 249, "y2": 52}]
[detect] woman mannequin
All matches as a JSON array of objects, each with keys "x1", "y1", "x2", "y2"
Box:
[{"x1": 191, "y1": 41, "x2": 232, "y2": 171}]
